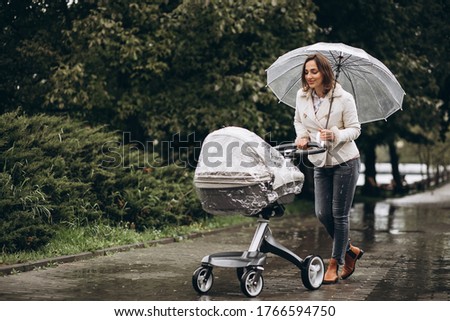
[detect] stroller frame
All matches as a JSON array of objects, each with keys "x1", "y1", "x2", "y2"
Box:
[
  {"x1": 192, "y1": 203, "x2": 325, "y2": 297},
  {"x1": 192, "y1": 140, "x2": 326, "y2": 297}
]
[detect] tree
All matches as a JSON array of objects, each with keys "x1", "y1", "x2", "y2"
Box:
[
  {"x1": 314, "y1": 0, "x2": 449, "y2": 194},
  {"x1": 0, "y1": 0, "x2": 90, "y2": 114},
  {"x1": 43, "y1": 0, "x2": 318, "y2": 163}
]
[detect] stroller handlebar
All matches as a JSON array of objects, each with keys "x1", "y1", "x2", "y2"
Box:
[{"x1": 274, "y1": 142, "x2": 327, "y2": 158}]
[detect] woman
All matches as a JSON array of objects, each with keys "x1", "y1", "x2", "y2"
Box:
[{"x1": 294, "y1": 53, "x2": 364, "y2": 284}]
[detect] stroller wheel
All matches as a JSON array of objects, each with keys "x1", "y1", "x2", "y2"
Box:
[
  {"x1": 240, "y1": 269, "x2": 264, "y2": 297},
  {"x1": 192, "y1": 266, "x2": 214, "y2": 294},
  {"x1": 301, "y1": 255, "x2": 324, "y2": 290},
  {"x1": 236, "y1": 267, "x2": 248, "y2": 281}
]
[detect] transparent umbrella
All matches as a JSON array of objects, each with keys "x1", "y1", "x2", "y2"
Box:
[{"x1": 266, "y1": 42, "x2": 405, "y2": 124}]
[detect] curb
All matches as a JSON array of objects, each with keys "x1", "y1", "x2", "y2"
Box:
[{"x1": 0, "y1": 225, "x2": 245, "y2": 276}]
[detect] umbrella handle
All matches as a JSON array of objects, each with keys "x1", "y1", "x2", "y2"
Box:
[{"x1": 274, "y1": 142, "x2": 327, "y2": 158}]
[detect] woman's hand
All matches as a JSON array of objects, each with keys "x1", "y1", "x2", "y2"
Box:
[
  {"x1": 320, "y1": 129, "x2": 335, "y2": 142},
  {"x1": 295, "y1": 137, "x2": 310, "y2": 150}
]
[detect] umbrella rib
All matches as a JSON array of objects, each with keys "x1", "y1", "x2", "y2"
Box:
[
  {"x1": 342, "y1": 68, "x2": 389, "y2": 120},
  {"x1": 328, "y1": 51, "x2": 340, "y2": 65},
  {"x1": 347, "y1": 64, "x2": 405, "y2": 106},
  {"x1": 343, "y1": 63, "x2": 374, "y2": 71},
  {"x1": 266, "y1": 55, "x2": 309, "y2": 85},
  {"x1": 340, "y1": 68, "x2": 359, "y2": 104},
  {"x1": 338, "y1": 54, "x2": 353, "y2": 66},
  {"x1": 329, "y1": 51, "x2": 350, "y2": 65},
  {"x1": 266, "y1": 52, "x2": 311, "y2": 72},
  {"x1": 278, "y1": 77, "x2": 302, "y2": 101},
  {"x1": 340, "y1": 66, "x2": 373, "y2": 77},
  {"x1": 329, "y1": 51, "x2": 351, "y2": 73},
  {"x1": 342, "y1": 56, "x2": 370, "y2": 66}
]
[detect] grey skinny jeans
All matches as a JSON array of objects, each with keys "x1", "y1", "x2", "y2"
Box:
[{"x1": 313, "y1": 158, "x2": 360, "y2": 265}]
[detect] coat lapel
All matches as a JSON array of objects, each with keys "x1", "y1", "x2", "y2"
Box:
[
  {"x1": 301, "y1": 84, "x2": 344, "y2": 129},
  {"x1": 303, "y1": 93, "x2": 323, "y2": 128},
  {"x1": 313, "y1": 83, "x2": 344, "y2": 129},
  {"x1": 315, "y1": 97, "x2": 331, "y2": 129}
]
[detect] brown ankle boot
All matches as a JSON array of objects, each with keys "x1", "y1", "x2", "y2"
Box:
[
  {"x1": 341, "y1": 244, "x2": 364, "y2": 280},
  {"x1": 323, "y1": 258, "x2": 339, "y2": 284}
]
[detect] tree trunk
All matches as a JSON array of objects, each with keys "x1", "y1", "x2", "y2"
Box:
[
  {"x1": 361, "y1": 140, "x2": 379, "y2": 196},
  {"x1": 388, "y1": 141, "x2": 403, "y2": 194}
]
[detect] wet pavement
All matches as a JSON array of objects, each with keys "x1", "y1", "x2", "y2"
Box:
[{"x1": 0, "y1": 184, "x2": 449, "y2": 301}]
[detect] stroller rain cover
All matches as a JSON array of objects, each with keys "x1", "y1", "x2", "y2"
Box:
[{"x1": 194, "y1": 127, "x2": 304, "y2": 216}]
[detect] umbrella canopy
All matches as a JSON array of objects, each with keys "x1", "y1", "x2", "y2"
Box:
[{"x1": 266, "y1": 42, "x2": 405, "y2": 124}]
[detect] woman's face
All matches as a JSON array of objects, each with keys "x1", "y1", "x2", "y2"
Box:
[{"x1": 304, "y1": 59, "x2": 324, "y2": 92}]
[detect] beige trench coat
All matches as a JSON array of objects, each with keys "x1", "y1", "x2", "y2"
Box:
[{"x1": 294, "y1": 83, "x2": 361, "y2": 167}]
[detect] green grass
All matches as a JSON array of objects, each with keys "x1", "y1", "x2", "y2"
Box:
[{"x1": 0, "y1": 215, "x2": 254, "y2": 266}]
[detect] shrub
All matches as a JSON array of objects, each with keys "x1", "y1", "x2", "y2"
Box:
[{"x1": 0, "y1": 111, "x2": 204, "y2": 252}]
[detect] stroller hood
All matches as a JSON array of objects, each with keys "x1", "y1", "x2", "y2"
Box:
[{"x1": 194, "y1": 127, "x2": 304, "y2": 215}]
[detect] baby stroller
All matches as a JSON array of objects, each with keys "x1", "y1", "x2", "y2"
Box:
[{"x1": 192, "y1": 126, "x2": 326, "y2": 297}]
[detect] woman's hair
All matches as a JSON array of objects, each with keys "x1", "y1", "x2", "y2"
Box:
[{"x1": 301, "y1": 53, "x2": 335, "y2": 94}]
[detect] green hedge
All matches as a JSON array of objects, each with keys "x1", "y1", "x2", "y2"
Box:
[{"x1": 0, "y1": 111, "x2": 205, "y2": 253}]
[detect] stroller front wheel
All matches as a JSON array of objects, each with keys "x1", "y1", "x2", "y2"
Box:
[
  {"x1": 236, "y1": 267, "x2": 248, "y2": 281},
  {"x1": 240, "y1": 269, "x2": 264, "y2": 297},
  {"x1": 192, "y1": 266, "x2": 214, "y2": 294},
  {"x1": 301, "y1": 255, "x2": 324, "y2": 290}
]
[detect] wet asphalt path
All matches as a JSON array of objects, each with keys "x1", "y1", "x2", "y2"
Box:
[{"x1": 0, "y1": 184, "x2": 449, "y2": 301}]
